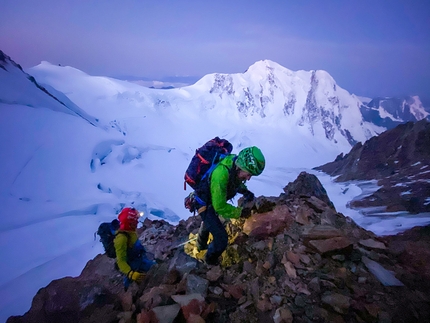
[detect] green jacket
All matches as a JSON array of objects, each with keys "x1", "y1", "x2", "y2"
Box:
[
  {"x1": 210, "y1": 154, "x2": 248, "y2": 219},
  {"x1": 114, "y1": 230, "x2": 138, "y2": 275}
]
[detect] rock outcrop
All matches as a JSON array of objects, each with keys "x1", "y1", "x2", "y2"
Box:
[
  {"x1": 315, "y1": 120, "x2": 430, "y2": 214},
  {"x1": 7, "y1": 172, "x2": 430, "y2": 323}
]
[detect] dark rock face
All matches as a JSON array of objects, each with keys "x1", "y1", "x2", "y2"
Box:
[
  {"x1": 315, "y1": 120, "x2": 430, "y2": 214},
  {"x1": 0, "y1": 50, "x2": 23, "y2": 71},
  {"x1": 7, "y1": 173, "x2": 430, "y2": 323},
  {"x1": 382, "y1": 225, "x2": 430, "y2": 295},
  {"x1": 283, "y1": 172, "x2": 335, "y2": 209}
]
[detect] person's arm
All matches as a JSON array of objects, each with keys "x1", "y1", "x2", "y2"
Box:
[
  {"x1": 210, "y1": 165, "x2": 242, "y2": 219},
  {"x1": 237, "y1": 183, "x2": 255, "y2": 201},
  {"x1": 114, "y1": 233, "x2": 131, "y2": 275},
  {"x1": 114, "y1": 232, "x2": 145, "y2": 282}
]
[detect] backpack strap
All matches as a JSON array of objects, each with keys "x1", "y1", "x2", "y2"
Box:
[{"x1": 196, "y1": 161, "x2": 237, "y2": 208}]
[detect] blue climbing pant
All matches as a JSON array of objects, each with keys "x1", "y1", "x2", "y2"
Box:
[{"x1": 197, "y1": 205, "x2": 228, "y2": 265}]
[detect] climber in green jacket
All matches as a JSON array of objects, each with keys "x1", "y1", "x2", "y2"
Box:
[{"x1": 196, "y1": 146, "x2": 265, "y2": 265}]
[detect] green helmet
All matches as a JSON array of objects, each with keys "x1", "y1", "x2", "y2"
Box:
[{"x1": 235, "y1": 146, "x2": 265, "y2": 176}]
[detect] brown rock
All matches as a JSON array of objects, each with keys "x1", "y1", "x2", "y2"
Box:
[
  {"x1": 257, "y1": 298, "x2": 272, "y2": 312},
  {"x1": 286, "y1": 251, "x2": 301, "y2": 265},
  {"x1": 243, "y1": 205, "x2": 293, "y2": 238},
  {"x1": 137, "y1": 310, "x2": 152, "y2": 323},
  {"x1": 273, "y1": 306, "x2": 293, "y2": 323},
  {"x1": 263, "y1": 261, "x2": 272, "y2": 270},
  {"x1": 295, "y1": 206, "x2": 312, "y2": 225},
  {"x1": 139, "y1": 285, "x2": 177, "y2": 310},
  {"x1": 308, "y1": 237, "x2": 353, "y2": 254},
  {"x1": 308, "y1": 277, "x2": 321, "y2": 293},
  {"x1": 187, "y1": 313, "x2": 205, "y2": 323},
  {"x1": 242, "y1": 260, "x2": 255, "y2": 273},
  {"x1": 364, "y1": 303, "x2": 380, "y2": 318},
  {"x1": 201, "y1": 301, "x2": 217, "y2": 319},
  {"x1": 179, "y1": 298, "x2": 206, "y2": 320},
  {"x1": 299, "y1": 253, "x2": 312, "y2": 265},
  {"x1": 321, "y1": 292, "x2": 351, "y2": 314},
  {"x1": 306, "y1": 196, "x2": 332, "y2": 212},
  {"x1": 296, "y1": 282, "x2": 311, "y2": 295},
  {"x1": 220, "y1": 284, "x2": 244, "y2": 299},
  {"x1": 206, "y1": 265, "x2": 223, "y2": 282},
  {"x1": 117, "y1": 311, "x2": 133, "y2": 323},
  {"x1": 359, "y1": 238, "x2": 387, "y2": 250},
  {"x1": 120, "y1": 290, "x2": 133, "y2": 311},
  {"x1": 302, "y1": 225, "x2": 344, "y2": 240},
  {"x1": 283, "y1": 261, "x2": 297, "y2": 279}
]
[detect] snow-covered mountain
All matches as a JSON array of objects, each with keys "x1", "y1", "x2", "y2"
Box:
[
  {"x1": 196, "y1": 60, "x2": 384, "y2": 146},
  {"x1": 361, "y1": 96, "x2": 430, "y2": 128},
  {"x1": 28, "y1": 60, "x2": 385, "y2": 150},
  {"x1": 0, "y1": 51, "x2": 98, "y2": 126}
]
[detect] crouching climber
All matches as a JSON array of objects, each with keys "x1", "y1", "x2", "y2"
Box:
[
  {"x1": 196, "y1": 146, "x2": 265, "y2": 265},
  {"x1": 114, "y1": 207, "x2": 155, "y2": 289}
]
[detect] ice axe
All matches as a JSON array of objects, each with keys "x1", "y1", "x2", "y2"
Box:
[{"x1": 170, "y1": 237, "x2": 198, "y2": 250}]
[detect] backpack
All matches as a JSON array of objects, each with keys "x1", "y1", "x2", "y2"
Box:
[
  {"x1": 184, "y1": 137, "x2": 233, "y2": 213},
  {"x1": 96, "y1": 219, "x2": 122, "y2": 258},
  {"x1": 184, "y1": 137, "x2": 233, "y2": 190}
]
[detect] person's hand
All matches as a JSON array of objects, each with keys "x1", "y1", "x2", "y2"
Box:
[
  {"x1": 243, "y1": 190, "x2": 255, "y2": 202},
  {"x1": 240, "y1": 207, "x2": 252, "y2": 218},
  {"x1": 129, "y1": 271, "x2": 145, "y2": 283}
]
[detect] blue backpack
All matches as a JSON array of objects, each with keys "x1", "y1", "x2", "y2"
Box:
[{"x1": 96, "y1": 219, "x2": 122, "y2": 258}]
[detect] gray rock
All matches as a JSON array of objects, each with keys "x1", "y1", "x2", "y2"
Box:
[
  {"x1": 321, "y1": 292, "x2": 351, "y2": 314},
  {"x1": 362, "y1": 256, "x2": 404, "y2": 286},
  {"x1": 151, "y1": 304, "x2": 181, "y2": 323},
  {"x1": 186, "y1": 274, "x2": 209, "y2": 296}
]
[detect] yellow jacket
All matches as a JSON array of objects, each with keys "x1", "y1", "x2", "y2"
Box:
[{"x1": 114, "y1": 230, "x2": 138, "y2": 275}]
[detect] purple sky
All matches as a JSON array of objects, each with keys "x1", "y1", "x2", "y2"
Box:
[{"x1": 1, "y1": 0, "x2": 429, "y2": 99}]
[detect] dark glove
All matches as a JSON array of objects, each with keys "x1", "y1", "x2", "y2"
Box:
[
  {"x1": 240, "y1": 207, "x2": 252, "y2": 218},
  {"x1": 243, "y1": 190, "x2": 255, "y2": 202}
]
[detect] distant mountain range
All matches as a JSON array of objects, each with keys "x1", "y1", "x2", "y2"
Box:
[
  {"x1": 2, "y1": 49, "x2": 428, "y2": 154},
  {"x1": 117, "y1": 75, "x2": 200, "y2": 89},
  {"x1": 122, "y1": 65, "x2": 430, "y2": 131},
  {"x1": 361, "y1": 96, "x2": 429, "y2": 129}
]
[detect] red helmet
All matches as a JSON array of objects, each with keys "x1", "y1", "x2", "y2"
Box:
[{"x1": 118, "y1": 207, "x2": 141, "y2": 230}]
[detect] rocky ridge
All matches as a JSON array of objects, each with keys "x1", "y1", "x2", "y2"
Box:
[
  {"x1": 315, "y1": 119, "x2": 430, "y2": 214},
  {"x1": 7, "y1": 172, "x2": 430, "y2": 323}
]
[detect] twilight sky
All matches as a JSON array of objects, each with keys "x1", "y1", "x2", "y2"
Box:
[{"x1": 1, "y1": 0, "x2": 430, "y2": 99}]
